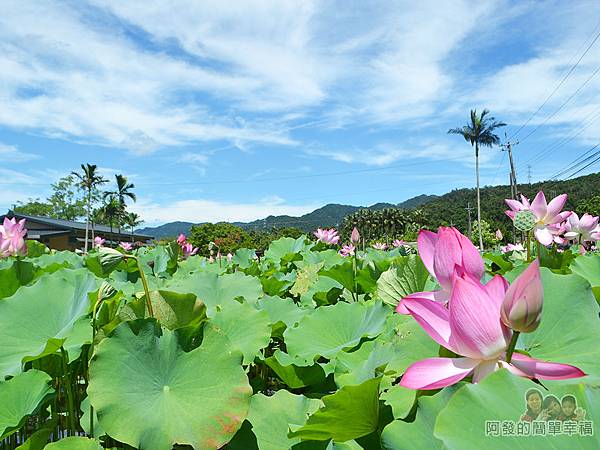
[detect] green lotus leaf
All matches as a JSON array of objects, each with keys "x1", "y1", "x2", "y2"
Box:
[
  {"x1": 43, "y1": 437, "x2": 102, "y2": 450},
  {"x1": 434, "y1": 370, "x2": 600, "y2": 449},
  {"x1": 246, "y1": 390, "x2": 322, "y2": 450},
  {"x1": 0, "y1": 370, "x2": 53, "y2": 439},
  {"x1": 571, "y1": 254, "x2": 600, "y2": 302},
  {"x1": 333, "y1": 339, "x2": 398, "y2": 388},
  {"x1": 290, "y1": 263, "x2": 322, "y2": 297},
  {"x1": 265, "y1": 351, "x2": 327, "y2": 389},
  {"x1": 289, "y1": 377, "x2": 381, "y2": 442},
  {"x1": 298, "y1": 248, "x2": 344, "y2": 270},
  {"x1": 264, "y1": 236, "x2": 311, "y2": 264},
  {"x1": 284, "y1": 301, "x2": 388, "y2": 365},
  {"x1": 232, "y1": 248, "x2": 257, "y2": 269},
  {"x1": 0, "y1": 268, "x2": 98, "y2": 377},
  {"x1": 88, "y1": 320, "x2": 252, "y2": 450},
  {"x1": 164, "y1": 271, "x2": 263, "y2": 317},
  {"x1": 300, "y1": 276, "x2": 343, "y2": 307},
  {"x1": 30, "y1": 251, "x2": 83, "y2": 272},
  {"x1": 0, "y1": 258, "x2": 34, "y2": 299},
  {"x1": 517, "y1": 269, "x2": 600, "y2": 375},
  {"x1": 380, "y1": 385, "x2": 416, "y2": 420},
  {"x1": 381, "y1": 386, "x2": 459, "y2": 450},
  {"x1": 260, "y1": 271, "x2": 296, "y2": 296},
  {"x1": 375, "y1": 255, "x2": 430, "y2": 307},
  {"x1": 256, "y1": 295, "x2": 308, "y2": 337},
  {"x1": 116, "y1": 290, "x2": 206, "y2": 330},
  {"x1": 212, "y1": 300, "x2": 271, "y2": 365}
]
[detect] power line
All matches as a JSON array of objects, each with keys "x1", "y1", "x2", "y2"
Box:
[
  {"x1": 519, "y1": 104, "x2": 600, "y2": 170},
  {"x1": 511, "y1": 20, "x2": 600, "y2": 139},
  {"x1": 548, "y1": 143, "x2": 600, "y2": 180},
  {"x1": 518, "y1": 63, "x2": 600, "y2": 143}
]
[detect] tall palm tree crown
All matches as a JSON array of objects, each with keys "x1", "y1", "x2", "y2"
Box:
[
  {"x1": 104, "y1": 174, "x2": 137, "y2": 235},
  {"x1": 448, "y1": 109, "x2": 505, "y2": 250},
  {"x1": 71, "y1": 163, "x2": 108, "y2": 253}
]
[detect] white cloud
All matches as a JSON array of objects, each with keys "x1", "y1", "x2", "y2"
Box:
[
  {"x1": 0, "y1": 2, "x2": 298, "y2": 153},
  {"x1": 304, "y1": 141, "x2": 498, "y2": 168},
  {"x1": 130, "y1": 197, "x2": 318, "y2": 225},
  {"x1": 0, "y1": 143, "x2": 39, "y2": 162}
]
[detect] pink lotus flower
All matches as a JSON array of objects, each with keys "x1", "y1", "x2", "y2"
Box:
[
  {"x1": 314, "y1": 228, "x2": 340, "y2": 245},
  {"x1": 392, "y1": 239, "x2": 405, "y2": 248},
  {"x1": 495, "y1": 229, "x2": 503, "y2": 241},
  {"x1": 500, "y1": 260, "x2": 543, "y2": 333},
  {"x1": 177, "y1": 234, "x2": 187, "y2": 245},
  {"x1": 372, "y1": 242, "x2": 387, "y2": 250},
  {"x1": 227, "y1": 253, "x2": 233, "y2": 262},
  {"x1": 397, "y1": 227, "x2": 484, "y2": 314},
  {"x1": 181, "y1": 242, "x2": 198, "y2": 259},
  {"x1": 398, "y1": 268, "x2": 584, "y2": 390},
  {"x1": 500, "y1": 243, "x2": 525, "y2": 254},
  {"x1": 0, "y1": 217, "x2": 27, "y2": 257},
  {"x1": 94, "y1": 236, "x2": 105, "y2": 248},
  {"x1": 350, "y1": 227, "x2": 360, "y2": 244},
  {"x1": 119, "y1": 242, "x2": 133, "y2": 251},
  {"x1": 339, "y1": 243, "x2": 355, "y2": 257},
  {"x1": 505, "y1": 192, "x2": 572, "y2": 246},
  {"x1": 564, "y1": 213, "x2": 600, "y2": 243}
]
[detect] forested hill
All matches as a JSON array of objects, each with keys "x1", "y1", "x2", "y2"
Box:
[
  {"x1": 138, "y1": 194, "x2": 438, "y2": 237},
  {"x1": 420, "y1": 172, "x2": 600, "y2": 235},
  {"x1": 138, "y1": 172, "x2": 600, "y2": 238}
]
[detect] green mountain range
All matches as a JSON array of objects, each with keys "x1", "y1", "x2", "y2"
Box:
[{"x1": 137, "y1": 172, "x2": 600, "y2": 239}]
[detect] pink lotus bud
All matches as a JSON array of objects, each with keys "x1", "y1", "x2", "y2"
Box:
[
  {"x1": 227, "y1": 253, "x2": 233, "y2": 261},
  {"x1": 501, "y1": 260, "x2": 543, "y2": 333},
  {"x1": 350, "y1": 227, "x2": 360, "y2": 244},
  {"x1": 495, "y1": 229, "x2": 503, "y2": 241}
]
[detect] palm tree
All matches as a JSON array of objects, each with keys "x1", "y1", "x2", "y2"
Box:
[
  {"x1": 71, "y1": 164, "x2": 108, "y2": 253},
  {"x1": 448, "y1": 109, "x2": 505, "y2": 250},
  {"x1": 124, "y1": 212, "x2": 143, "y2": 242},
  {"x1": 105, "y1": 174, "x2": 137, "y2": 234},
  {"x1": 102, "y1": 196, "x2": 122, "y2": 244}
]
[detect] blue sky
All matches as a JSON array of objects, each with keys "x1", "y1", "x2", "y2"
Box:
[{"x1": 2, "y1": 0, "x2": 600, "y2": 226}]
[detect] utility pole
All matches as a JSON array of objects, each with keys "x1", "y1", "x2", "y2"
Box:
[
  {"x1": 527, "y1": 164, "x2": 532, "y2": 185},
  {"x1": 465, "y1": 202, "x2": 474, "y2": 238},
  {"x1": 501, "y1": 133, "x2": 519, "y2": 199}
]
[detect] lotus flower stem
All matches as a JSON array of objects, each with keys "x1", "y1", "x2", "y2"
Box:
[
  {"x1": 505, "y1": 331, "x2": 520, "y2": 364},
  {"x1": 526, "y1": 232, "x2": 531, "y2": 262},
  {"x1": 60, "y1": 346, "x2": 77, "y2": 436},
  {"x1": 136, "y1": 259, "x2": 154, "y2": 318},
  {"x1": 352, "y1": 252, "x2": 358, "y2": 302}
]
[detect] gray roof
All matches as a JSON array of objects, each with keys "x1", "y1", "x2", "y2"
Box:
[{"x1": 2, "y1": 211, "x2": 154, "y2": 240}]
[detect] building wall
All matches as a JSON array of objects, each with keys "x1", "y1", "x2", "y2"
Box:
[{"x1": 44, "y1": 234, "x2": 72, "y2": 251}]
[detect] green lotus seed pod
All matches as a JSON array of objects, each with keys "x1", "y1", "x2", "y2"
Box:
[{"x1": 514, "y1": 210, "x2": 537, "y2": 232}]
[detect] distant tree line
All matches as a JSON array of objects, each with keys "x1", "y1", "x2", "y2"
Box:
[{"x1": 14, "y1": 164, "x2": 142, "y2": 251}]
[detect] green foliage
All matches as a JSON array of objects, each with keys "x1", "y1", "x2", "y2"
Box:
[
  {"x1": 470, "y1": 218, "x2": 499, "y2": 249},
  {"x1": 15, "y1": 175, "x2": 86, "y2": 220},
  {"x1": 189, "y1": 222, "x2": 253, "y2": 256}
]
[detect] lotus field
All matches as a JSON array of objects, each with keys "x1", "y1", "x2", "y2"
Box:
[{"x1": 1, "y1": 191, "x2": 600, "y2": 450}]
